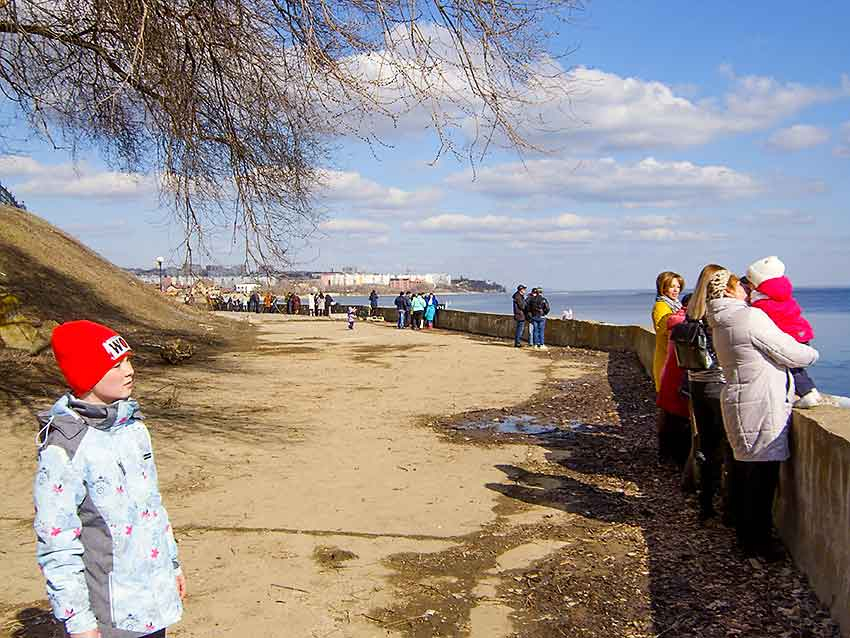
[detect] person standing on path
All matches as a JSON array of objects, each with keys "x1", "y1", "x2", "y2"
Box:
[
  {"x1": 411, "y1": 292, "x2": 426, "y2": 329},
  {"x1": 512, "y1": 285, "x2": 528, "y2": 347},
  {"x1": 707, "y1": 270, "x2": 818, "y2": 559},
  {"x1": 394, "y1": 292, "x2": 407, "y2": 329},
  {"x1": 526, "y1": 288, "x2": 550, "y2": 350},
  {"x1": 34, "y1": 321, "x2": 186, "y2": 638},
  {"x1": 424, "y1": 292, "x2": 439, "y2": 328},
  {"x1": 369, "y1": 290, "x2": 379, "y2": 316},
  {"x1": 681, "y1": 264, "x2": 733, "y2": 521},
  {"x1": 403, "y1": 291, "x2": 413, "y2": 328},
  {"x1": 651, "y1": 271, "x2": 684, "y2": 391}
]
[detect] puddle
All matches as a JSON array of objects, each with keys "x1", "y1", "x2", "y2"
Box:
[{"x1": 451, "y1": 414, "x2": 596, "y2": 437}]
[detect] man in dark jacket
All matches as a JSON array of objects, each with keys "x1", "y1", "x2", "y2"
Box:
[
  {"x1": 369, "y1": 290, "x2": 379, "y2": 316},
  {"x1": 526, "y1": 288, "x2": 550, "y2": 349},
  {"x1": 394, "y1": 292, "x2": 407, "y2": 329},
  {"x1": 512, "y1": 285, "x2": 528, "y2": 347}
]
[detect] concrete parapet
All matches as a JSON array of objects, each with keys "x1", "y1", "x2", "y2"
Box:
[
  {"x1": 776, "y1": 408, "x2": 850, "y2": 634},
  {"x1": 359, "y1": 304, "x2": 849, "y2": 634}
]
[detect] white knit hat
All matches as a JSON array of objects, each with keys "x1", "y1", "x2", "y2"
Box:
[{"x1": 746, "y1": 256, "x2": 785, "y2": 288}]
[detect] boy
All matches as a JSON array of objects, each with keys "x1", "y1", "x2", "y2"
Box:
[{"x1": 33, "y1": 320, "x2": 185, "y2": 638}]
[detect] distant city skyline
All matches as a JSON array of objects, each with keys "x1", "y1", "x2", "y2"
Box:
[{"x1": 1, "y1": 1, "x2": 849, "y2": 290}]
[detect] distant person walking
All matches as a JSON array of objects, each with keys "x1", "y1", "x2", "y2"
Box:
[
  {"x1": 347, "y1": 306, "x2": 356, "y2": 329},
  {"x1": 369, "y1": 290, "x2": 379, "y2": 316},
  {"x1": 324, "y1": 292, "x2": 334, "y2": 317},
  {"x1": 526, "y1": 287, "x2": 550, "y2": 349},
  {"x1": 512, "y1": 285, "x2": 528, "y2": 347},
  {"x1": 304, "y1": 292, "x2": 314, "y2": 317},
  {"x1": 424, "y1": 292, "x2": 439, "y2": 328},
  {"x1": 394, "y1": 292, "x2": 407, "y2": 329}
]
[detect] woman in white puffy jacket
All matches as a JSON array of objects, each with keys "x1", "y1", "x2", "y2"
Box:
[{"x1": 706, "y1": 270, "x2": 818, "y2": 559}]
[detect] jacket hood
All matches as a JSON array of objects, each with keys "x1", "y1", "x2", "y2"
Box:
[
  {"x1": 36, "y1": 394, "x2": 142, "y2": 445},
  {"x1": 706, "y1": 297, "x2": 748, "y2": 330},
  {"x1": 754, "y1": 276, "x2": 793, "y2": 302}
]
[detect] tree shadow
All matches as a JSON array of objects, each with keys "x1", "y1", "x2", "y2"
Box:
[
  {"x1": 7, "y1": 607, "x2": 62, "y2": 638},
  {"x1": 484, "y1": 350, "x2": 840, "y2": 636}
]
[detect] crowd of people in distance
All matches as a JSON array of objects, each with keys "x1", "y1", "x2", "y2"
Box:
[
  {"x1": 213, "y1": 290, "x2": 336, "y2": 316},
  {"x1": 511, "y1": 285, "x2": 551, "y2": 349},
  {"x1": 652, "y1": 256, "x2": 820, "y2": 561},
  {"x1": 393, "y1": 290, "x2": 441, "y2": 329}
]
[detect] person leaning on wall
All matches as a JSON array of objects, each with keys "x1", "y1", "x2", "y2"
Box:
[{"x1": 706, "y1": 269, "x2": 818, "y2": 560}]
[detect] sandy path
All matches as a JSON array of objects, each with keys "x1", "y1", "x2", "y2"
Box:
[{"x1": 1, "y1": 315, "x2": 569, "y2": 637}]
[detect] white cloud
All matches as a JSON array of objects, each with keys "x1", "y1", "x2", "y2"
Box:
[
  {"x1": 623, "y1": 214, "x2": 680, "y2": 228},
  {"x1": 766, "y1": 124, "x2": 830, "y2": 151},
  {"x1": 513, "y1": 66, "x2": 850, "y2": 152},
  {"x1": 319, "y1": 218, "x2": 389, "y2": 233},
  {"x1": 624, "y1": 228, "x2": 719, "y2": 242},
  {"x1": 0, "y1": 155, "x2": 43, "y2": 176},
  {"x1": 326, "y1": 25, "x2": 850, "y2": 153},
  {"x1": 446, "y1": 157, "x2": 760, "y2": 207},
  {"x1": 742, "y1": 208, "x2": 816, "y2": 225},
  {"x1": 410, "y1": 212, "x2": 600, "y2": 233},
  {"x1": 0, "y1": 155, "x2": 155, "y2": 199},
  {"x1": 317, "y1": 169, "x2": 441, "y2": 215},
  {"x1": 834, "y1": 121, "x2": 850, "y2": 157}
]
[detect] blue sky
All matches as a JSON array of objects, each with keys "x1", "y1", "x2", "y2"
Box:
[{"x1": 1, "y1": 1, "x2": 849, "y2": 290}]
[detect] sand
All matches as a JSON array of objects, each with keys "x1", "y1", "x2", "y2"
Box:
[{"x1": 0, "y1": 314, "x2": 570, "y2": 637}]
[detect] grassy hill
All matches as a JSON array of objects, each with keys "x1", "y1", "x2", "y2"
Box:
[{"x1": 0, "y1": 205, "x2": 249, "y2": 408}]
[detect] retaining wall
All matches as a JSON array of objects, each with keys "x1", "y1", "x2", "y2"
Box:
[{"x1": 361, "y1": 305, "x2": 850, "y2": 634}]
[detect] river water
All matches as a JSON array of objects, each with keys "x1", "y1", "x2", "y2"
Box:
[{"x1": 336, "y1": 288, "x2": 850, "y2": 395}]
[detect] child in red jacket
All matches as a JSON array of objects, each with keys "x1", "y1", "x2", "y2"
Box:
[{"x1": 746, "y1": 256, "x2": 820, "y2": 407}]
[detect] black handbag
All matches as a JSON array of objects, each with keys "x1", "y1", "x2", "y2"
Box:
[{"x1": 670, "y1": 319, "x2": 714, "y2": 370}]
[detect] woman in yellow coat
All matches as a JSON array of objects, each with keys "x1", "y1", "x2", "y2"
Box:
[{"x1": 651, "y1": 271, "x2": 684, "y2": 391}]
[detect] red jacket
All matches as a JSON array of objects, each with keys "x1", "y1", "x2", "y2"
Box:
[
  {"x1": 657, "y1": 308, "x2": 689, "y2": 418},
  {"x1": 750, "y1": 276, "x2": 814, "y2": 343}
]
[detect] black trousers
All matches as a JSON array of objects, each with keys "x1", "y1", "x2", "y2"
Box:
[
  {"x1": 732, "y1": 460, "x2": 780, "y2": 549},
  {"x1": 690, "y1": 380, "x2": 733, "y2": 516}
]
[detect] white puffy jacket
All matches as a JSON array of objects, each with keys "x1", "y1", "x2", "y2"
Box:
[{"x1": 707, "y1": 298, "x2": 818, "y2": 462}]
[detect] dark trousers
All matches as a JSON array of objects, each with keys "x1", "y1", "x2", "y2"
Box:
[
  {"x1": 690, "y1": 380, "x2": 733, "y2": 517},
  {"x1": 412, "y1": 310, "x2": 424, "y2": 329},
  {"x1": 656, "y1": 410, "x2": 691, "y2": 468},
  {"x1": 732, "y1": 460, "x2": 780, "y2": 550},
  {"x1": 792, "y1": 367, "x2": 816, "y2": 396},
  {"x1": 514, "y1": 320, "x2": 526, "y2": 346}
]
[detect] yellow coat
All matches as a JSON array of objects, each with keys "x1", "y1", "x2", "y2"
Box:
[{"x1": 652, "y1": 300, "x2": 674, "y2": 392}]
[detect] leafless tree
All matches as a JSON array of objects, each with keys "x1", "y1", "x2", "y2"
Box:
[{"x1": 0, "y1": 0, "x2": 585, "y2": 266}]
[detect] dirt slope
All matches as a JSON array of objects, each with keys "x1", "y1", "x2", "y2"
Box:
[{"x1": 0, "y1": 205, "x2": 249, "y2": 408}]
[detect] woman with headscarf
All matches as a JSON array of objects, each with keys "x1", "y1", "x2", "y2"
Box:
[
  {"x1": 651, "y1": 271, "x2": 684, "y2": 464},
  {"x1": 651, "y1": 271, "x2": 685, "y2": 391},
  {"x1": 707, "y1": 269, "x2": 818, "y2": 559}
]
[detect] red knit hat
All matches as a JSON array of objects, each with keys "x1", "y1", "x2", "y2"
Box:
[{"x1": 51, "y1": 320, "x2": 132, "y2": 396}]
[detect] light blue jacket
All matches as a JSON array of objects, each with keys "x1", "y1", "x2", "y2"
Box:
[{"x1": 33, "y1": 395, "x2": 182, "y2": 637}]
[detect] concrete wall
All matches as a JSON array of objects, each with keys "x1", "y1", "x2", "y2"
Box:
[
  {"x1": 776, "y1": 409, "x2": 850, "y2": 634},
  {"x1": 362, "y1": 304, "x2": 850, "y2": 634}
]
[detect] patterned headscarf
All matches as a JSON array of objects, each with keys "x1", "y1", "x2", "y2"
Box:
[{"x1": 706, "y1": 269, "x2": 732, "y2": 300}]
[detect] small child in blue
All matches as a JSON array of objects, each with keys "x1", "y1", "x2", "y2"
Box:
[
  {"x1": 347, "y1": 306, "x2": 356, "y2": 329},
  {"x1": 34, "y1": 320, "x2": 185, "y2": 638}
]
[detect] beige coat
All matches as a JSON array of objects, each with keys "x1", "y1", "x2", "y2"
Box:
[{"x1": 707, "y1": 298, "x2": 818, "y2": 462}]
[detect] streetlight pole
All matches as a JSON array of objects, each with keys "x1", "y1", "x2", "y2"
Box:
[{"x1": 156, "y1": 256, "x2": 164, "y2": 292}]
